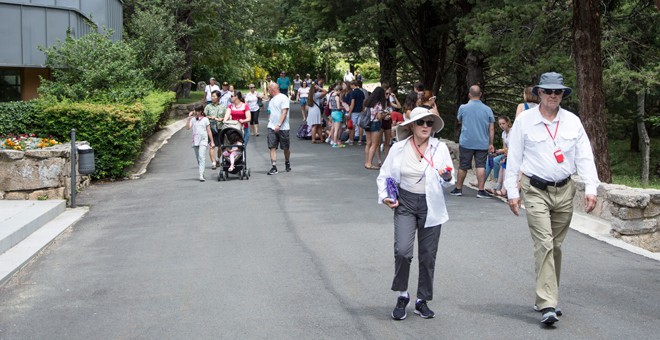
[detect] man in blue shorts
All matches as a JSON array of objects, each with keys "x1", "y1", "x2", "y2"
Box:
[
  {"x1": 451, "y1": 85, "x2": 495, "y2": 198},
  {"x1": 266, "y1": 83, "x2": 291, "y2": 175}
]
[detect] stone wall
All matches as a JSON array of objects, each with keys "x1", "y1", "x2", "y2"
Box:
[
  {"x1": 0, "y1": 143, "x2": 92, "y2": 203},
  {"x1": 443, "y1": 139, "x2": 659, "y2": 253},
  {"x1": 167, "y1": 103, "x2": 198, "y2": 119}
]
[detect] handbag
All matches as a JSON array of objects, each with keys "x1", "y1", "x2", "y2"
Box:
[{"x1": 257, "y1": 97, "x2": 263, "y2": 108}]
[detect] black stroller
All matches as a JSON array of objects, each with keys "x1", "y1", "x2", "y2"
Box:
[{"x1": 217, "y1": 120, "x2": 250, "y2": 181}]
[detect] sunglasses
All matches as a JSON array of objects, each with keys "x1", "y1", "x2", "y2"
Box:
[
  {"x1": 415, "y1": 119, "x2": 434, "y2": 127},
  {"x1": 541, "y1": 89, "x2": 564, "y2": 95}
]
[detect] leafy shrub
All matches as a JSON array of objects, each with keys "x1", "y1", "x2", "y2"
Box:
[
  {"x1": 39, "y1": 31, "x2": 150, "y2": 104},
  {"x1": 139, "y1": 91, "x2": 176, "y2": 138},
  {"x1": 32, "y1": 91, "x2": 173, "y2": 178},
  {"x1": 0, "y1": 101, "x2": 41, "y2": 135},
  {"x1": 356, "y1": 61, "x2": 380, "y2": 81}
]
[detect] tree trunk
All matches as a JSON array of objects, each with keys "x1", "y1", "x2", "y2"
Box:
[
  {"x1": 637, "y1": 90, "x2": 650, "y2": 185},
  {"x1": 630, "y1": 120, "x2": 640, "y2": 152},
  {"x1": 573, "y1": 0, "x2": 612, "y2": 183},
  {"x1": 465, "y1": 51, "x2": 485, "y2": 90},
  {"x1": 172, "y1": 7, "x2": 193, "y2": 99},
  {"x1": 378, "y1": 35, "x2": 397, "y2": 89},
  {"x1": 452, "y1": 41, "x2": 468, "y2": 141}
]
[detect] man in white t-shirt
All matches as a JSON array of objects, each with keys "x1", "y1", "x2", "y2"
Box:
[
  {"x1": 343, "y1": 70, "x2": 354, "y2": 82},
  {"x1": 266, "y1": 83, "x2": 291, "y2": 175},
  {"x1": 204, "y1": 78, "x2": 220, "y2": 104}
]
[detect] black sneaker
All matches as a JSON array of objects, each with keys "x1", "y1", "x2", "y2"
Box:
[
  {"x1": 414, "y1": 300, "x2": 435, "y2": 319},
  {"x1": 268, "y1": 166, "x2": 278, "y2": 175},
  {"x1": 391, "y1": 295, "x2": 410, "y2": 320},
  {"x1": 285, "y1": 161, "x2": 291, "y2": 172},
  {"x1": 540, "y1": 307, "x2": 559, "y2": 325},
  {"x1": 450, "y1": 188, "x2": 462, "y2": 196},
  {"x1": 534, "y1": 304, "x2": 562, "y2": 316},
  {"x1": 476, "y1": 190, "x2": 493, "y2": 199}
]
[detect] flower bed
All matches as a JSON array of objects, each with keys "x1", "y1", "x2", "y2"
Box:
[{"x1": 1, "y1": 134, "x2": 60, "y2": 151}]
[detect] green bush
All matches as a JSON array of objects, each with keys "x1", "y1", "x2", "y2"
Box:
[
  {"x1": 39, "y1": 31, "x2": 150, "y2": 104},
  {"x1": 33, "y1": 91, "x2": 175, "y2": 178},
  {"x1": 139, "y1": 91, "x2": 176, "y2": 138},
  {"x1": 0, "y1": 101, "x2": 41, "y2": 135},
  {"x1": 356, "y1": 61, "x2": 380, "y2": 81}
]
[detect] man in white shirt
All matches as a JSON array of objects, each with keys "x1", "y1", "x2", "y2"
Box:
[
  {"x1": 266, "y1": 83, "x2": 291, "y2": 175},
  {"x1": 504, "y1": 72, "x2": 600, "y2": 326},
  {"x1": 204, "y1": 78, "x2": 220, "y2": 104},
  {"x1": 343, "y1": 70, "x2": 354, "y2": 82}
]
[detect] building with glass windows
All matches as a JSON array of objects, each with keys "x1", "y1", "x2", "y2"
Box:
[{"x1": 0, "y1": 0, "x2": 123, "y2": 102}]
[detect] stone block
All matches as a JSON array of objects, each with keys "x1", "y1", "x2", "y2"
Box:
[
  {"x1": 28, "y1": 187, "x2": 65, "y2": 200},
  {"x1": 619, "y1": 231, "x2": 660, "y2": 253},
  {"x1": 0, "y1": 157, "x2": 65, "y2": 191},
  {"x1": 644, "y1": 190, "x2": 660, "y2": 204},
  {"x1": 610, "y1": 206, "x2": 643, "y2": 220},
  {"x1": 0, "y1": 150, "x2": 25, "y2": 161},
  {"x1": 26, "y1": 146, "x2": 69, "y2": 159},
  {"x1": 611, "y1": 218, "x2": 658, "y2": 235},
  {"x1": 643, "y1": 203, "x2": 660, "y2": 218},
  {"x1": 608, "y1": 189, "x2": 650, "y2": 208},
  {"x1": 4, "y1": 191, "x2": 28, "y2": 200}
]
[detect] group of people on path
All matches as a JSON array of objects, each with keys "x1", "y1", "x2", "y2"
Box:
[
  {"x1": 377, "y1": 72, "x2": 600, "y2": 327},
  {"x1": 188, "y1": 71, "x2": 601, "y2": 327}
]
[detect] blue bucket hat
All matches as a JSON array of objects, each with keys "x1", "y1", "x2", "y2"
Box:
[{"x1": 532, "y1": 72, "x2": 572, "y2": 98}]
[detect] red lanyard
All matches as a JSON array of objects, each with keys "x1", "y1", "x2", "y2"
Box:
[
  {"x1": 412, "y1": 139, "x2": 434, "y2": 168},
  {"x1": 544, "y1": 120, "x2": 560, "y2": 144}
]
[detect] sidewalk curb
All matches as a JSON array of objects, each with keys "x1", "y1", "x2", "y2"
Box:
[{"x1": 126, "y1": 119, "x2": 187, "y2": 179}]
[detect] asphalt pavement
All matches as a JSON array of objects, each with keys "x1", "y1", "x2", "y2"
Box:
[{"x1": 0, "y1": 102, "x2": 659, "y2": 339}]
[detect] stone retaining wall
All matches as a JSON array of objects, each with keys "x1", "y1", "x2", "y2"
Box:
[
  {"x1": 167, "y1": 103, "x2": 197, "y2": 119},
  {"x1": 443, "y1": 139, "x2": 659, "y2": 253},
  {"x1": 0, "y1": 142, "x2": 92, "y2": 203}
]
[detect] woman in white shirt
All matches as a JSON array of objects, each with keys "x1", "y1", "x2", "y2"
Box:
[
  {"x1": 245, "y1": 84, "x2": 263, "y2": 137},
  {"x1": 377, "y1": 107, "x2": 454, "y2": 321},
  {"x1": 296, "y1": 81, "x2": 310, "y2": 121}
]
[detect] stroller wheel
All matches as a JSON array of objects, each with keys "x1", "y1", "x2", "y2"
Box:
[
  {"x1": 224, "y1": 171, "x2": 229, "y2": 181},
  {"x1": 217, "y1": 173, "x2": 221, "y2": 182},
  {"x1": 246, "y1": 169, "x2": 250, "y2": 180}
]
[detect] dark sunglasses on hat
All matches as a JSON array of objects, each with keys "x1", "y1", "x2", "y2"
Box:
[
  {"x1": 541, "y1": 89, "x2": 564, "y2": 95},
  {"x1": 415, "y1": 119, "x2": 435, "y2": 127}
]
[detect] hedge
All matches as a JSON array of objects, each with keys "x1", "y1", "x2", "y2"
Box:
[
  {"x1": 31, "y1": 91, "x2": 175, "y2": 178},
  {"x1": 0, "y1": 101, "x2": 41, "y2": 135}
]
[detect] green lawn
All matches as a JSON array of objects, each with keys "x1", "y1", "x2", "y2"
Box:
[
  {"x1": 175, "y1": 91, "x2": 204, "y2": 104},
  {"x1": 609, "y1": 139, "x2": 660, "y2": 189}
]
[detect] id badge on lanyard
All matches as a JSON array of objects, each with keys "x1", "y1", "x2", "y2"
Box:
[{"x1": 545, "y1": 120, "x2": 564, "y2": 163}]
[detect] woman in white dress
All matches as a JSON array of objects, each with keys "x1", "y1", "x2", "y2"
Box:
[{"x1": 306, "y1": 82, "x2": 327, "y2": 144}]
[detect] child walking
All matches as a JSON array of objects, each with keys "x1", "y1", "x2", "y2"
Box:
[{"x1": 186, "y1": 104, "x2": 215, "y2": 181}]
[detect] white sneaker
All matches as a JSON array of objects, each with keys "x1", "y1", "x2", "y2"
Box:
[{"x1": 199, "y1": 175, "x2": 205, "y2": 182}]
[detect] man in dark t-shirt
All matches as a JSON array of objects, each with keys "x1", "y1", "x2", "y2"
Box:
[{"x1": 346, "y1": 81, "x2": 365, "y2": 145}]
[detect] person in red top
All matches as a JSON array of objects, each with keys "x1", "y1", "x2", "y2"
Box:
[{"x1": 225, "y1": 91, "x2": 252, "y2": 145}]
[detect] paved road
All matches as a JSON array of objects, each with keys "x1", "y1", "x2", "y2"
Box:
[{"x1": 1, "y1": 103, "x2": 659, "y2": 339}]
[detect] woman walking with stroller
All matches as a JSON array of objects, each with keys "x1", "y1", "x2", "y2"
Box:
[
  {"x1": 225, "y1": 91, "x2": 252, "y2": 146},
  {"x1": 186, "y1": 104, "x2": 215, "y2": 181}
]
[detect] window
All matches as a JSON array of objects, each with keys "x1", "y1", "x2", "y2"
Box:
[{"x1": 0, "y1": 69, "x2": 21, "y2": 102}]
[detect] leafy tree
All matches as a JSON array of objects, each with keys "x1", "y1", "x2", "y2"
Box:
[
  {"x1": 39, "y1": 31, "x2": 149, "y2": 103},
  {"x1": 124, "y1": 4, "x2": 185, "y2": 90},
  {"x1": 602, "y1": 0, "x2": 660, "y2": 183}
]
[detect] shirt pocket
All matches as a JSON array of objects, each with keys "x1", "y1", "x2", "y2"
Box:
[
  {"x1": 525, "y1": 131, "x2": 549, "y2": 145},
  {"x1": 556, "y1": 129, "x2": 579, "y2": 154}
]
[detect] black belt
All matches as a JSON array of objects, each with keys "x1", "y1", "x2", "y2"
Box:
[{"x1": 527, "y1": 175, "x2": 570, "y2": 190}]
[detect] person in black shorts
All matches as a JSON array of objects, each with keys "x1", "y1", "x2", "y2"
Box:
[{"x1": 266, "y1": 83, "x2": 291, "y2": 175}]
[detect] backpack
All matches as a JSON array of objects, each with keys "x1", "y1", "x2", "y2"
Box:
[
  {"x1": 358, "y1": 107, "x2": 374, "y2": 130},
  {"x1": 296, "y1": 122, "x2": 312, "y2": 139}
]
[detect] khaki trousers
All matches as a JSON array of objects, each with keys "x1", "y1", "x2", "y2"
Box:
[{"x1": 520, "y1": 175, "x2": 575, "y2": 310}]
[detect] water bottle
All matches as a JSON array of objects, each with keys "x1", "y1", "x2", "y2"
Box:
[{"x1": 488, "y1": 154, "x2": 494, "y2": 168}]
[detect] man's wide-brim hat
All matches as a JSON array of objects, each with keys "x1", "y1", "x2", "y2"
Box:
[
  {"x1": 396, "y1": 107, "x2": 444, "y2": 140},
  {"x1": 532, "y1": 72, "x2": 572, "y2": 98}
]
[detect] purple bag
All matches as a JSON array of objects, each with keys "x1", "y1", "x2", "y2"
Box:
[{"x1": 386, "y1": 177, "x2": 399, "y2": 201}]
